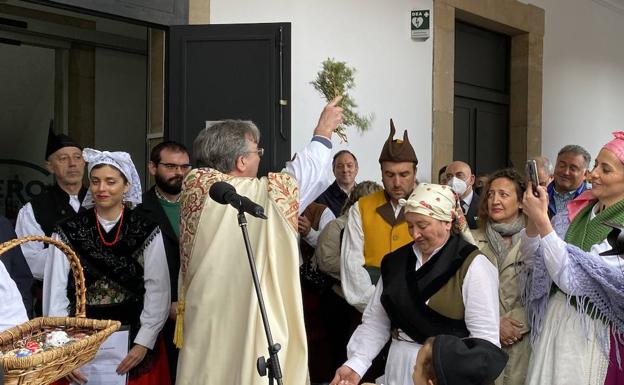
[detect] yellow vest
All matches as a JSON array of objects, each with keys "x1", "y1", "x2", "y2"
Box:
[{"x1": 359, "y1": 190, "x2": 412, "y2": 267}]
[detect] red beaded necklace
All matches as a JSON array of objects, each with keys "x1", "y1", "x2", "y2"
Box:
[{"x1": 95, "y1": 208, "x2": 124, "y2": 247}]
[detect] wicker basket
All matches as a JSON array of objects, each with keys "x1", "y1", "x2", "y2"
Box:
[{"x1": 0, "y1": 236, "x2": 121, "y2": 385}]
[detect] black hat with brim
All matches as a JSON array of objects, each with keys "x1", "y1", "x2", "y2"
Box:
[
  {"x1": 45, "y1": 121, "x2": 81, "y2": 160},
  {"x1": 433, "y1": 335, "x2": 508, "y2": 385}
]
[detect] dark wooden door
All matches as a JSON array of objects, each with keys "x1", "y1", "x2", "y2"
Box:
[
  {"x1": 168, "y1": 23, "x2": 291, "y2": 176},
  {"x1": 454, "y1": 21, "x2": 510, "y2": 175}
]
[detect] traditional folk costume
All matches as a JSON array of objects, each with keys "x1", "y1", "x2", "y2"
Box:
[
  {"x1": 521, "y1": 207, "x2": 624, "y2": 385},
  {"x1": 43, "y1": 149, "x2": 171, "y2": 385},
  {"x1": 0, "y1": 261, "x2": 28, "y2": 332},
  {"x1": 175, "y1": 137, "x2": 332, "y2": 385},
  {"x1": 343, "y1": 183, "x2": 500, "y2": 385},
  {"x1": 0, "y1": 215, "x2": 34, "y2": 317},
  {"x1": 472, "y1": 218, "x2": 531, "y2": 385},
  {"x1": 341, "y1": 120, "x2": 416, "y2": 312},
  {"x1": 521, "y1": 132, "x2": 624, "y2": 385},
  {"x1": 521, "y1": 133, "x2": 624, "y2": 385},
  {"x1": 16, "y1": 126, "x2": 87, "y2": 280}
]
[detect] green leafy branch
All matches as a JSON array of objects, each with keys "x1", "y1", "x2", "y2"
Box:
[{"x1": 310, "y1": 58, "x2": 374, "y2": 142}]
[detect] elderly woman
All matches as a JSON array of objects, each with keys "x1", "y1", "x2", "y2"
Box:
[
  {"x1": 43, "y1": 149, "x2": 170, "y2": 385},
  {"x1": 330, "y1": 183, "x2": 500, "y2": 385},
  {"x1": 521, "y1": 132, "x2": 624, "y2": 385},
  {"x1": 471, "y1": 168, "x2": 530, "y2": 385}
]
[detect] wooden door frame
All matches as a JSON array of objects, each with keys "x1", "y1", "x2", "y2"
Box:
[{"x1": 432, "y1": 0, "x2": 544, "y2": 177}]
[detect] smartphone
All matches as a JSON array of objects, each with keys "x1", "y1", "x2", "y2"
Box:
[{"x1": 526, "y1": 159, "x2": 540, "y2": 197}]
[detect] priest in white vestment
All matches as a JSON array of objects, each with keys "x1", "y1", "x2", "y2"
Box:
[{"x1": 175, "y1": 98, "x2": 344, "y2": 385}]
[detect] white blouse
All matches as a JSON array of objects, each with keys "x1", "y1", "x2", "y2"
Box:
[
  {"x1": 15, "y1": 195, "x2": 81, "y2": 280},
  {"x1": 0, "y1": 262, "x2": 28, "y2": 332},
  {"x1": 520, "y1": 205, "x2": 624, "y2": 295}
]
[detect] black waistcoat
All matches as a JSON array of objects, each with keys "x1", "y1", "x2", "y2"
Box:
[
  {"x1": 315, "y1": 180, "x2": 349, "y2": 217},
  {"x1": 30, "y1": 184, "x2": 87, "y2": 236},
  {"x1": 380, "y1": 234, "x2": 478, "y2": 344}
]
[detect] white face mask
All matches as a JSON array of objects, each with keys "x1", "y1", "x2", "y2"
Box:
[{"x1": 447, "y1": 177, "x2": 468, "y2": 196}]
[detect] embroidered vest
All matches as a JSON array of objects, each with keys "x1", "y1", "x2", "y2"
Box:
[
  {"x1": 359, "y1": 190, "x2": 411, "y2": 269},
  {"x1": 57, "y1": 208, "x2": 159, "y2": 309}
]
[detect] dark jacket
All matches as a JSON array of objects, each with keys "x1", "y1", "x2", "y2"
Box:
[
  {"x1": 315, "y1": 180, "x2": 349, "y2": 217},
  {"x1": 135, "y1": 186, "x2": 181, "y2": 384},
  {"x1": 0, "y1": 215, "x2": 34, "y2": 317},
  {"x1": 465, "y1": 192, "x2": 480, "y2": 230},
  {"x1": 135, "y1": 186, "x2": 180, "y2": 301}
]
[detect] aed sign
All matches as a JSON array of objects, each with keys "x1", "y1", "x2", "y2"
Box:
[{"x1": 411, "y1": 10, "x2": 430, "y2": 40}]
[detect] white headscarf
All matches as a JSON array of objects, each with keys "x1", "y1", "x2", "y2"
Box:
[
  {"x1": 82, "y1": 148, "x2": 142, "y2": 209},
  {"x1": 399, "y1": 183, "x2": 476, "y2": 244}
]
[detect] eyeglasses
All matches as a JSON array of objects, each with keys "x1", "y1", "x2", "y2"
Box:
[
  {"x1": 248, "y1": 148, "x2": 264, "y2": 157},
  {"x1": 159, "y1": 162, "x2": 192, "y2": 171}
]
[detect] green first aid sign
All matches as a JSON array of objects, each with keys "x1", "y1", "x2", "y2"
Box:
[{"x1": 411, "y1": 10, "x2": 430, "y2": 39}]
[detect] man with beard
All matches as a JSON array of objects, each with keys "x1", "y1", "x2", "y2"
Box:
[
  {"x1": 136, "y1": 140, "x2": 191, "y2": 385},
  {"x1": 341, "y1": 120, "x2": 418, "y2": 313}
]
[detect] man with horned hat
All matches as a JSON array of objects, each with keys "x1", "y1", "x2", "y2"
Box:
[
  {"x1": 16, "y1": 123, "x2": 87, "y2": 283},
  {"x1": 341, "y1": 119, "x2": 418, "y2": 313}
]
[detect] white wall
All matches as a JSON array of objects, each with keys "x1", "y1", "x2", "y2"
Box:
[
  {"x1": 527, "y1": 0, "x2": 624, "y2": 163},
  {"x1": 214, "y1": 0, "x2": 624, "y2": 181},
  {"x1": 211, "y1": 0, "x2": 434, "y2": 183}
]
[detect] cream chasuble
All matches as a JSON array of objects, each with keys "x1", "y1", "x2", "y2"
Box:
[{"x1": 176, "y1": 168, "x2": 307, "y2": 385}]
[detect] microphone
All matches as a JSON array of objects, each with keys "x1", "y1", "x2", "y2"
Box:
[{"x1": 209, "y1": 181, "x2": 268, "y2": 219}]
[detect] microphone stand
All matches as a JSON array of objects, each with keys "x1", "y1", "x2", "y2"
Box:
[{"x1": 237, "y1": 209, "x2": 284, "y2": 385}]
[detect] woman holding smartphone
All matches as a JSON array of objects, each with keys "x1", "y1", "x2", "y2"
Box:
[{"x1": 521, "y1": 132, "x2": 624, "y2": 385}]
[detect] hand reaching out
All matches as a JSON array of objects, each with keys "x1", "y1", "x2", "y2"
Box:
[
  {"x1": 298, "y1": 215, "x2": 312, "y2": 236},
  {"x1": 329, "y1": 365, "x2": 361, "y2": 385}
]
